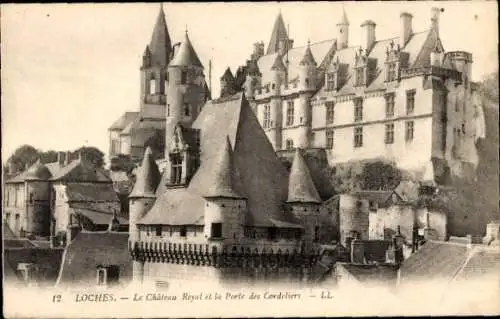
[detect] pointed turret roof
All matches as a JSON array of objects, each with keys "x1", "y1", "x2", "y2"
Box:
[
  {"x1": 299, "y1": 41, "x2": 317, "y2": 66},
  {"x1": 148, "y1": 5, "x2": 172, "y2": 67},
  {"x1": 271, "y1": 54, "x2": 286, "y2": 71},
  {"x1": 169, "y1": 31, "x2": 203, "y2": 68},
  {"x1": 338, "y1": 7, "x2": 349, "y2": 25},
  {"x1": 220, "y1": 67, "x2": 235, "y2": 81},
  {"x1": 287, "y1": 148, "x2": 321, "y2": 204},
  {"x1": 266, "y1": 12, "x2": 289, "y2": 55},
  {"x1": 129, "y1": 147, "x2": 161, "y2": 198},
  {"x1": 202, "y1": 136, "x2": 244, "y2": 199}
]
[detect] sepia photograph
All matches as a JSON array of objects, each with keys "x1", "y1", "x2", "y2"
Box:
[{"x1": 2, "y1": 2, "x2": 499, "y2": 317}]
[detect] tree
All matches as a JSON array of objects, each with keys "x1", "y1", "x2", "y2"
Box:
[
  {"x1": 144, "y1": 129, "x2": 165, "y2": 159},
  {"x1": 361, "y1": 161, "x2": 402, "y2": 191},
  {"x1": 110, "y1": 154, "x2": 137, "y2": 173},
  {"x1": 74, "y1": 146, "x2": 105, "y2": 168},
  {"x1": 478, "y1": 71, "x2": 499, "y2": 103},
  {"x1": 6, "y1": 145, "x2": 40, "y2": 173}
]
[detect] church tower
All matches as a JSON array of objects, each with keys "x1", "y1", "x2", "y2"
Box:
[
  {"x1": 165, "y1": 31, "x2": 207, "y2": 155},
  {"x1": 140, "y1": 6, "x2": 172, "y2": 115},
  {"x1": 337, "y1": 7, "x2": 349, "y2": 49}
]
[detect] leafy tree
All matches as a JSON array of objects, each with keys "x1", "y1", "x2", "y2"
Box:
[
  {"x1": 73, "y1": 146, "x2": 105, "y2": 168},
  {"x1": 144, "y1": 129, "x2": 165, "y2": 159},
  {"x1": 39, "y1": 150, "x2": 59, "y2": 164},
  {"x1": 361, "y1": 161, "x2": 402, "y2": 191},
  {"x1": 6, "y1": 145, "x2": 40, "y2": 173},
  {"x1": 110, "y1": 154, "x2": 137, "y2": 173},
  {"x1": 478, "y1": 70, "x2": 499, "y2": 103}
]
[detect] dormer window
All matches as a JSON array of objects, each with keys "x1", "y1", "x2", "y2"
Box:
[
  {"x1": 326, "y1": 72, "x2": 336, "y2": 91},
  {"x1": 170, "y1": 153, "x2": 183, "y2": 185},
  {"x1": 355, "y1": 67, "x2": 364, "y2": 87},
  {"x1": 149, "y1": 77, "x2": 156, "y2": 94},
  {"x1": 386, "y1": 62, "x2": 398, "y2": 82}
]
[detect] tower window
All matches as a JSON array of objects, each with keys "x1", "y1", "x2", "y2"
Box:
[
  {"x1": 286, "y1": 139, "x2": 294, "y2": 150},
  {"x1": 326, "y1": 101, "x2": 335, "y2": 124},
  {"x1": 385, "y1": 123, "x2": 395, "y2": 144},
  {"x1": 405, "y1": 121, "x2": 414, "y2": 142},
  {"x1": 170, "y1": 154, "x2": 183, "y2": 185},
  {"x1": 180, "y1": 71, "x2": 187, "y2": 84},
  {"x1": 406, "y1": 90, "x2": 416, "y2": 115},
  {"x1": 326, "y1": 129, "x2": 334, "y2": 149},
  {"x1": 354, "y1": 127, "x2": 363, "y2": 148},
  {"x1": 354, "y1": 98, "x2": 363, "y2": 122},
  {"x1": 149, "y1": 78, "x2": 156, "y2": 94},
  {"x1": 211, "y1": 223, "x2": 222, "y2": 238},
  {"x1": 179, "y1": 226, "x2": 187, "y2": 237},
  {"x1": 183, "y1": 103, "x2": 190, "y2": 116},
  {"x1": 385, "y1": 93, "x2": 395, "y2": 118},
  {"x1": 263, "y1": 105, "x2": 271, "y2": 129},
  {"x1": 286, "y1": 100, "x2": 295, "y2": 126}
]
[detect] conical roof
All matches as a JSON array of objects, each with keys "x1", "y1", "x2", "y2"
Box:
[
  {"x1": 299, "y1": 43, "x2": 317, "y2": 66},
  {"x1": 169, "y1": 32, "x2": 203, "y2": 68},
  {"x1": 129, "y1": 147, "x2": 161, "y2": 198},
  {"x1": 220, "y1": 67, "x2": 235, "y2": 81},
  {"x1": 337, "y1": 7, "x2": 349, "y2": 25},
  {"x1": 271, "y1": 54, "x2": 286, "y2": 71},
  {"x1": 266, "y1": 12, "x2": 289, "y2": 55},
  {"x1": 202, "y1": 136, "x2": 244, "y2": 199},
  {"x1": 287, "y1": 149, "x2": 321, "y2": 203},
  {"x1": 149, "y1": 6, "x2": 172, "y2": 67},
  {"x1": 24, "y1": 160, "x2": 52, "y2": 181}
]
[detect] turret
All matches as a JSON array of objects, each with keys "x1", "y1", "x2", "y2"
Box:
[
  {"x1": 24, "y1": 159, "x2": 52, "y2": 237},
  {"x1": 202, "y1": 137, "x2": 246, "y2": 244},
  {"x1": 244, "y1": 59, "x2": 261, "y2": 99},
  {"x1": 266, "y1": 12, "x2": 292, "y2": 55},
  {"x1": 128, "y1": 147, "x2": 161, "y2": 243},
  {"x1": 287, "y1": 148, "x2": 321, "y2": 251},
  {"x1": 336, "y1": 7, "x2": 349, "y2": 49},
  {"x1": 165, "y1": 30, "x2": 206, "y2": 155},
  {"x1": 298, "y1": 41, "x2": 317, "y2": 91},
  {"x1": 399, "y1": 12, "x2": 413, "y2": 48},
  {"x1": 220, "y1": 67, "x2": 237, "y2": 98}
]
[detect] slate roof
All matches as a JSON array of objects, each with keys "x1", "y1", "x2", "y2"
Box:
[
  {"x1": 337, "y1": 263, "x2": 398, "y2": 284},
  {"x1": 352, "y1": 240, "x2": 392, "y2": 264},
  {"x1": 72, "y1": 206, "x2": 128, "y2": 226},
  {"x1": 299, "y1": 44, "x2": 317, "y2": 66},
  {"x1": 169, "y1": 32, "x2": 203, "y2": 68},
  {"x1": 148, "y1": 6, "x2": 172, "y2": 67},
  {"x1": 129, "y1": 147, "x2": 161, "y2": 198},
  {"x1": 56, "y1": 231, "x2": 132, "y2": 287},
  {"x1": 352, "y1": 191, "x2": 394, "y2": 208},
  {"x1": 455, "y1": 248, "x2": 500, "y2": 281},
  {"x1": 109, "y1": 112, "x2": 139, "y2": 131},
  {"x1": 49, "y1": 159, "x2": 111, "y2": 182},
  {"x1": 142, "y1": 93, "x2": 291, "y2": 227},
  {"x1": 6, "y1": 161, "x2": 52, "y2": 183},
  {"x1": 65, "y1": 183, "x2": 119, "y2": 202},
  {"x1": 287, "y1": 148, "x2": 321, "y2": 203},
  {"x1": 266, "y1": 12, "x2": 289, "y2": 55}
]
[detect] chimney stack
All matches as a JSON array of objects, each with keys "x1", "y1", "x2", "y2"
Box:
[
  {"x1": 57, "y1": 152, "x2": 63, "y2": 165},
  {"x1": 361, "y1": 20, "x2": 376, "y2": 52},
  {"x1": 400, "y1": 12, "x2": 413, "y2": 48},
  {"x1": 431, "y1": 7, "x2": 441, "y2": 35},
  {"x1": 64, "y1": 151, "x2": 71, "y2": 166}
]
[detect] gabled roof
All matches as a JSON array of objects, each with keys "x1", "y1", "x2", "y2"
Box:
[
  {"x1": 142, "y1": 93, "x2": 291, "y2": 227},
  {"x1": 6, "y1": 160, "x2": 52, "y2": 183},
  {"x1": 71, "y1": 205, "x2": 128, "y2": 226},
  {"x1": 65, "y1": 183, "x2": 120, "y2": 202},
  {"x1": 148, "y1": 6, "x2": 172, "y2": 67},
  {"x1": 266, "y1": 12, "x2": 289, "y2": 55},
  {"x1": 287, "y1": 148, "x2": 321, "y2": 204},
  {"x1": 352, "y1": 190, "x2": 395, "y2": 208},
  {"x1": 56, "y1": 231, "x2": 131, "y2": 287},
  {"x1": 169, "y1": 32, "x2": 203, "y2": 68},
  {"x1": 221, "y1": 67, "x2": 235, "y2": 81},
  {"x1": 129, "y1": 147, "x2": 161, "y2": 198},
  {"x1": 109, "y1": 112, "x2": 139, "y2": 131},
  {"x1": 49, "y1": 159, "x2": 111, "y2": 182}
]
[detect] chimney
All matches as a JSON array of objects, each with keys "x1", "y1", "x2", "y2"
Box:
[
  {"x1": 64, "y1": 151, "x2": 71, "y2": 165},
  {"x1": 57, "y1": 152, "x2": 63, "y2": 165},
  {"x1": 361, "y1": 20, "x2": 376, "y2": 52},
  {"x1": 400, "y1": 12, "x2": 413, "y2": 48},
  {"x1": 252, "y1": 41, "x2": 265, "y2": 60},
  {"x1": 431, "y1": 7, "x2": 441, "y2": 35}
]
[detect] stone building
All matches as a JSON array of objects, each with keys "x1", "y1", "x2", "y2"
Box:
[
  {"x1": 230, "y1": 7, "x2": 484, "y2": 182},
  {"x1": 3, "y1": 152, "x2": 123, "y2": 247},
  {"x1": 129, "y1": 93, "x2": 336, "y2": 286},
  {"x1": 108, "y1": 6, "x2": 210, "y2": 161}
]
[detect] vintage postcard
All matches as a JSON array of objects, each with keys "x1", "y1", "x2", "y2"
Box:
[{"x1": 2, "y1": 2, "x2": 499, "y2": 317}]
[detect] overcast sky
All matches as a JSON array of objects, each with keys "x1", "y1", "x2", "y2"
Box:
[{"x1": 2, "y1": 2, "x2": 498, "y2": 163}]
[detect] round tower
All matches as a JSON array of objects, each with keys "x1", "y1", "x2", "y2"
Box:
[
  {"x1": 165, "y1": 31, "x2": 206, "y2": 154},
  {"x1": 244, "y1": 59, "x2": 262, "y2": 99},
  {"x1": 268, "y1": 54, "x2": 287, "y2": 150},
  {"x1": 24, "y1": 160, "x2": 52, "y2": 237},
  {"x1": 202, "y1": 137, "x2": 246, "y2": 244},
  {"x1": 296, "y1": 42, "x2": 317, "y2": 148}
]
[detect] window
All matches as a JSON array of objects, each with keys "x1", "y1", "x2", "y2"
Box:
[
  {"x1": 167, "y1": 104, "x2": 170, "y2": 117},
  {"x1": 165, "y1": 71, "x2": 169, "y2": 82},
  {"x1": 170, "y1": 154, "x2": 183, "y2": 185},
  {"x1": 405, "y1": 121, "x2": 414, "y2": 142},
  {"x1": 385, "y1": 93, "x2": 395, "y2": 118},
  {"x1": 355, "y1": 68, "x2": 364, "y2": 86},
  {"x1": 326, "y1": 72, "x2": 335, "y2": 91},
  {"x1": 149, "y1": 78, "x2": 156, "y2": 94},
  {"x1": 406, "y1": 90, "x2": 415, "y2": 115},
  {"x1": 155, "y1": 226, "x2": 162, "y2": 236},
  {"x1": 263, "y1": 105, "x2": 271, "y2": 129},
  {"x1": 183, "y1": 103, "x2": 190, "y2": 116},
  {"x1": 387, "y1": 62, "x2": 397, "y2": 82},
  {"x1": 369, "y1": 201, "x2": 378, "y2": 211},
  {"x1": 180, "y1": 226, "x2": 187, "y2": 237},
  {"x1": 97, "y1": 268, "x2": 107, "y2": 286},
  {"x1": 181, "y1": 71, "x2": 187, "y2": 84},
  {"x1": 354, "y1": 98, "x2": 363, "y2": 122},
  {"x1": 286, "y1": 101, "x2": 294, "y2": 126},
  {"x1": 326, "y1": 130, "x2": 334, "y2": 149},
  {"x1": 354, "y1": 127, "x2": 363, "y2": 148},
  {"x1": 385, "y1": 123, "x2": 395, "y2": 144},
  {"x1": 211, "y1": 223, "x2": 222, "y2": 238},
  {"x1": 326, "y1": 102, "x2": 335, "y2": 124},
  {"x1": 6, "y1": 213, "x2": 10, "y2": 222},
  {"x1": 267, "y1": 227, "x2": 277, "y2": 240},
  {"x1": 97, "y1": 265, "x2": 120, "y2": 286},
  {"x1": 29, "y1": 193, "x2": 34, "y2": 204},
  {"x1": 314, "y1": 226, "x2": 320, "y2": 242},
  {"x1": 286, "y1": 139, "x2": 294, "y2": 150}
]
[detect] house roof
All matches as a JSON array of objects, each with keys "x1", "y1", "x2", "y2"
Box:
[
  {"x1": 65, "y1": 183, "x2": 119, "y2": 202},
  {"x1": 73, "y1": 206, "x2": 128, "y2": 226},
  {"x1": 352, "y1": 190, "x2": 394, "y2": 207},
  {"x1": 49, "y1": 159, "x2": 111, "y2": 182},
  {"x1": 287, "y1": 148, "x2": 321, "y2": 203},
  {"x1": 129, "y1": 147, "x2": 161, "y2": 198},
  {"x1": 337, "y1": 263, "x2": 398, "y2": 284},
  {"x1": 148, "y1": 6, "x2": 172, "y2": 67},
  {"x1": 109, "y1": 112, "x2": 139, "y2": 131},
  {"x1": 56, "y1": 231, "x2": 132, "y2": 287},
  {"x1": 352, "y1": 240, "x2": 392, "y2": 264},
  {"x1": 221, "y1": 67, "x2": 235, "y2": 81},
  {"x1": 142, "y1": 93, "x2": 291, "y2": 227},
  {"x1": 266, "y1": 12, "x2": 289, "y2": 55},
  {"x1": 454, "y1": 248, "x2": 500, "y2": 281},
  {"x1": 169, "y1": 32, "x2": 203, "y2": 68},
  {"x1": 6, "y1": 160, "x2": 52, "y2": 183}
]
